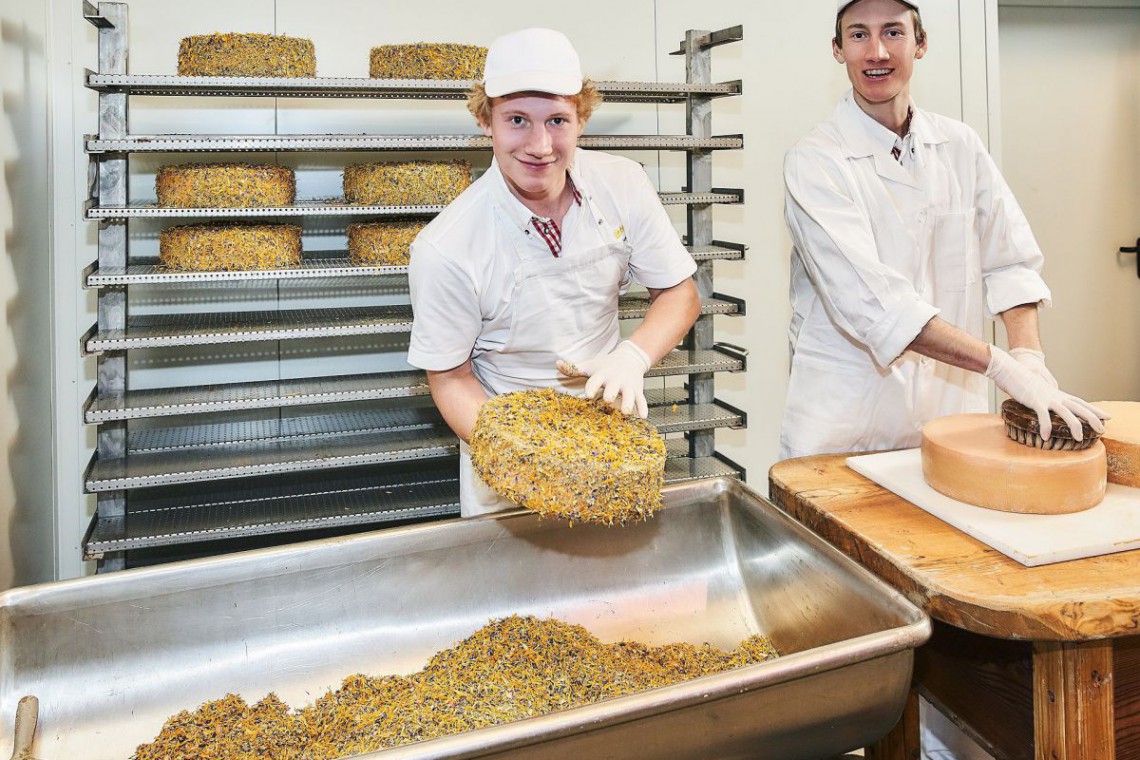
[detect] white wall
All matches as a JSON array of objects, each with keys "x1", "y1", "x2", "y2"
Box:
[
  {"x1": 27, "y1": 0, "x2": 994, "y2": 580},
  {"x1": 994, "y1": 4, "x2": 1140, "y2": 401},
  {"x1": 1, "y1": 0, "x2": 59, "y2": 587}
]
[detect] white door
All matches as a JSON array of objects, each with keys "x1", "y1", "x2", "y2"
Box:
[{"x1": 997, "y1": 5, "x2": 1140, "y2": 402}]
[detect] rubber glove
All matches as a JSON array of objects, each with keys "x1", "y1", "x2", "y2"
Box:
[
  {"x1": 1009, "y1": 347, "x2": 1059, "y2": 389},
  {"x1": 985, "y1": 346, "x2": 1107, "y2": 441},
  {"x1": 556, "y1": 340, "x2": 652, "y2": 418}
]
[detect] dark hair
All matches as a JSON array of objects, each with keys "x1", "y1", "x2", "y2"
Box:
[{"x1": 834, "y1": 5, "x2": 926, "y2": 48}]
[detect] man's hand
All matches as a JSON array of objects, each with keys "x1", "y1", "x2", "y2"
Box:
[
  {"x1": 1009, "y1": 347, "x2": 1059, "y2": 389},
  {"x1": 985, "y1": 347, "x2": 1107, "y2": 441},
  {"x1": 557, "y1": 340, "x2": 652, "y2": 418}
]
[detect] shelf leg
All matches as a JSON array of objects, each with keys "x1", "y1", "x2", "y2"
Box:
[
  {"x1": 91, "y1": 2, "x2": 130, "y2": 572},
  {"x1": 683, "y1": 29, "x2": 717, "y2": 461}
]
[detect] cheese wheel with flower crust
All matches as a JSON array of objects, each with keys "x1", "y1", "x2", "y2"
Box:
[
  {"x1": 178, "y1": 33, "x2": 316, "y2": 77},
  {"x1": 469, "y1": 388, "x2": 666, "y2": 525},
  {"x1": 156, "y1": 164, "x2": 295, "y2": 208}
]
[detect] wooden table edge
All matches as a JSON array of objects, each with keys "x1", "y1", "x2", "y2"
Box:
[{"x1": 768, "y1": 454, "x2": 1140, "y2": 642}]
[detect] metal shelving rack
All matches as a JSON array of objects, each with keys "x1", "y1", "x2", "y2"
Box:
[{"x1": 81, "y1": 1, "x2": 747, "y2": 570}]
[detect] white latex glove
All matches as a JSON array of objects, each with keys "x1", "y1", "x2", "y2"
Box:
[
  {"x1": 985, "y1": 346, "x2": 1107, "y2": 441},
  {"x1": 1009, "y1": 347, "x2": 1059, "y2": 389},
  {"x1": 556, "y1": 340, "x2": 652, "y2": 418}
]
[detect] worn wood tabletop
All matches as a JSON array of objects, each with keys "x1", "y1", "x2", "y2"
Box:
[{"x1": 768, "y1": 454, "x2": 1140, "y2": 641}]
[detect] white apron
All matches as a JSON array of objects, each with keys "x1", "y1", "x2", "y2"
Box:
[{"x1": 460, "y1": 192, "x2": 632, "y2": 516}]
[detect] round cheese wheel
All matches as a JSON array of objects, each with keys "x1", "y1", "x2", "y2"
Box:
[
  {"x1": 469, "y1": 388, "x2": 666, "y2": 525},
  {"x1": 921, "y1": 414, "x2": 1106, "y2": 514},
  {"x1": 1090, "y1": 401, "x2": 1140, "y2": 488}
]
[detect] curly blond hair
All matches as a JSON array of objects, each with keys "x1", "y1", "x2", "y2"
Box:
[{"x1": 467, "y1": 80, "x2": 603, "y2": 127}]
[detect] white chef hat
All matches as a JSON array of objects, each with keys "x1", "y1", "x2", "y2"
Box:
[
  {"x1": 482, "y1": 28, "x2": 583, "y2": 98},
  {"x1": 837, "y1": 0, "x2": 921, "y2": 14}
]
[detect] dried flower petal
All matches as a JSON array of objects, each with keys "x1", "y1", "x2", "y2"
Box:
[
  {"x1": 368, "y1": 43, "x2": 486, "y2": 80},
  {"x1": 342, "y1": 161, "x2": 471, "y2": 207},
  {"x1": 178, "y1": 33, "x2": 316, "y2": 78},
  {"x1": 470, "y1": 389, "x2": 668, "y2": 525},
  {"x1": 156, "y1": 164, "x2": 296, "y2": 209},
  {"x1": 159, "y1": 223, "x2": 302, "y2": 272},
  {"x1": 132, "y1": 615, "x2": 778, "y2": 760},
  {"x1": 347, "y1": 221, "x2": 424, "y2": 266}
]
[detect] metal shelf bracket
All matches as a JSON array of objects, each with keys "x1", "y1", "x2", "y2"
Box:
[
  {"x1": 83, "y1": 1, "x2": 115, "y2": 28},
  {"x1": 670, "y1": 25, "x2": 744, "y2": 55}
]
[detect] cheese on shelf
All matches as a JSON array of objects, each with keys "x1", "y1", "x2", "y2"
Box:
[
  {"x1": 368, "y1": 43, "x2": 486, "y2": 80},
  {"x1": 343, "y1": 161, "x2": 471, "y2": 206},
  {"x1": 159, "y1": 223, "x2": 302, "y2": 272},
  {"x1": 178, "y1": 33, "x2": 316, "y2": 77},
  {"x1": 156, "y1": 164, "x2": 295, "y2": 208}
]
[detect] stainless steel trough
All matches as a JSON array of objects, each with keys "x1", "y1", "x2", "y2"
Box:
[{"x1": 0, "y1": 477, "x2": 929, "y2": 760}]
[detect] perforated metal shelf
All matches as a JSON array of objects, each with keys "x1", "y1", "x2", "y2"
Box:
[
  {"x1": 86, "y1": 370, "x2": 429, "y2": 423},
  {"x1": 86, "y1": 258, "x2": 408, "y2": 286},
  {"x1": 85, "y1": 407, "x2": 454, "y2": 492},
  {"x1": 85, "y1": 133, "x2": 744, "y2": 154},
  {"x1": 83, "y1": 464, "x2": 465, "y2": 556},
  {"x1": 84, "y1": 305, "x2": 413, "y2": 352},
  {"x1": 86, "y1": 200, "x2": 445, "y2": 220},
  {"x1": 662, "y1": 452, "x2": 742, "y2": 485},
  {"x1": 86, "y1": 242, "x2": 745, "y2": 286},
  {"x1": 84, "y1": 74, "x2": 742, "y2": 103},
  {"x1": 649, "y1": 347, "x2": 745, "y2": 377},
  {"x1": 87, "y1": 191, "x2": 740, "y2": 220},
  {"x1": 84, "y1": 347, "x2": 745, "y2": 423},
  {"x1": 83, "y1": 398, "x2": 744, "y2": 492},
  {"x1": 82, "y1": 295, "x2": 742, "y2": 353},
  {"x1": 689, "y1": 241, "x2": 746, "y2": 262},
  {"x1": 647, "y1": 396, "x2": 747, "y2": 434},
  {"x1": 620, "y1": 293, "x2": 742, "y2": 320},
  {"x1": 81, "y1": 444, "x2": 742, "y2": 557}
]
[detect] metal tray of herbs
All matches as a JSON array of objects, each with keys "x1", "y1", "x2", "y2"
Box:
[{"x1": 0, "y1": 478, "x2": 929, "y2": 760}]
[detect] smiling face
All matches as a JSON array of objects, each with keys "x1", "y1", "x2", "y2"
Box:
[
  {"x1": 481, "y1": 93, "x2": 584, "y2": 215},
  {"x1": 833, "y1": 0, "x2": 927, "y2": 116}
]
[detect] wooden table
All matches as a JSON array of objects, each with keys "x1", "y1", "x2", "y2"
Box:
[{"x1": 769, "y1": 455, "x2": 1140, "y2": 760}]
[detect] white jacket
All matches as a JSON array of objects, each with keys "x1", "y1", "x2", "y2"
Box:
[{"x1": 779, "y1": 91, "x2": 1052, "y2": 459}]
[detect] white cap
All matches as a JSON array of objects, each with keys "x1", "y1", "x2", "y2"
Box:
[
  {"x1": 837, "y1": 0, "x2": 920, "y2": 14},
  {"x1": 483, "y1": 28, "x2": 583, "y2": 98}
]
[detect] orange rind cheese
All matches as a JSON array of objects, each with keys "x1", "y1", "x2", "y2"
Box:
[
  {"x1": 922, "y1": 414, "x2": 1106, "y2": 514},
  {"x1": 1091, "y1": 401, "x2": 1140, "y2": 488}
]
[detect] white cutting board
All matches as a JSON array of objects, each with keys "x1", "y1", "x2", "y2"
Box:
[{"x1": 846, "y1": 449, "x2": 1140, "y2": 567}]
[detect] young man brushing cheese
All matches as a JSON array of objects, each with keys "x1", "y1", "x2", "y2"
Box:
[{"x1": 779, "y1": 0, "x2": 1106, "y2": 461}]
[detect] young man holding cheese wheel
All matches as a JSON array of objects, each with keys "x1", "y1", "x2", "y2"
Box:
[{"x1": 408, "y1": 29, "x2": 700, "y2": 516}]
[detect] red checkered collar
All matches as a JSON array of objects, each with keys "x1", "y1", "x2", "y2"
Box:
[{"x1": 489, "y1": 157, "x2": 585, "y2": 235}]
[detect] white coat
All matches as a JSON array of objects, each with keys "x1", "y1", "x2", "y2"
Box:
[
  {"x1": 408, "y1": 151, "x2": 697, "y2": 514},
  {"x1": 779, "y1": 91, "x2": 1052, "y2": 459}
]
